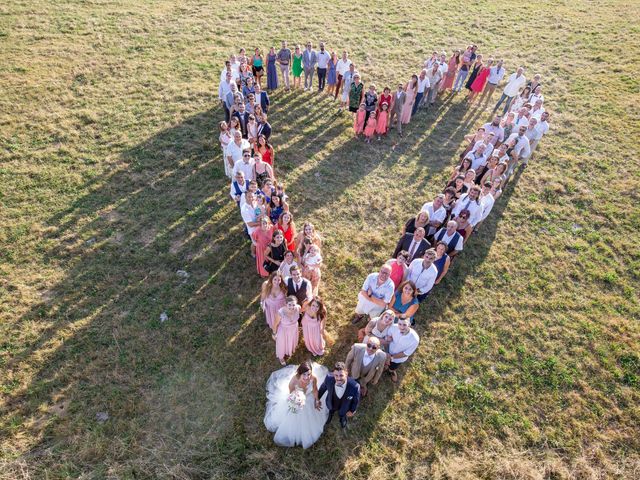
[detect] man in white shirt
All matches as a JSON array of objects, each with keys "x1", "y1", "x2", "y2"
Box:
[
  {"x1": 482, "y1": 115, "x2": 505, "y2": 145},
  {"x1": 522, "y1": 118, "x2": 542, "y2": 165},
  {"x1": 424, "y1": 51, "x2": 438, "y2": 70},
  {"x1": 335, "y1": 51, "x2": 352, "y2": 100},
  {"x1": 529, "y1": 99, "x2": 545, "y2": 121},
  {"x1": 528, "y1": 85, "x2": 544, "y2": 106},
  {"x1": 480, "y1": 59, "x2": 505, "y2": 105},
  {"x1": 425, "y1": 63, "x2": 443, "y2": 106},
  {"x1": 385, "y1": 318, "x2": 420, "y2": 382},
  {"x1": 505, "y1": 126, "x2": 531, "y2": 175},
  {"x1": 432, "y1": 220, "x2": 464, "y2": 256},
  {"x1": 531, "y1": 112, "x2": 549, "y2": 154},
  {"x1": 316, "y1": 42, "x2": 331, "y2": 92},
  {"x1": 387, "y1": 319, "x2": 420, "y2": 383},
  {"x1": 493, "y1": 66, "x2": 526, "y2": 115},
  {"x1": 413, "y1": 69, "x2": 431, "y2": 115},
  {"x1": 345, "y1": 337, "x2": 386, "y2": 397},
  {"x1": 219, "y1": 71, "x2": 234, "y2": 122},
  {"x1": 438, "y1": 52, "x2": 449, "y2": 76},
  {"x1": 232, "y1": 148, "x2": 255, "y2": 182},
  {"x1": 407, "y1": 249, "x2": 438, "y2": 302},
  {"x1": 478, "y1": 182, "x2": 496, "y2": 226},
  {"x1": 226, "y1": 132, "x2": 250, "y2": 175},
  {"x1": 421, "y1": 193, "x2": 447, "y2": 237},
  {"x1": 513, "y1": 107, "x2": 529, "y2": 129},
  {"x1": 353, "y1": 265, "x2": 396, "y2": 323},
  {"x1": 465, "y1": 142, "x2": 490, "y2": 171},
  {"x1": 452, "y1": 185, "x2": 483, "y2": 226}
]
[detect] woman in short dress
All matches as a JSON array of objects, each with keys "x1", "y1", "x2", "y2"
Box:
[
  {"x1": 292, "y1": 45, "x2": 303, "y2": 89},
  {"x1": 390, "y1": 281, "x2": 420, "y2": 326},
  {"x1": 253, "y1": 154, "x2": 274, "y2": 189},
  {"x1": 267, "y1": 47, "x2": 278, "y2": 91},
  {"x1": 433, "y1": 241, "x2": 451, "y2": 284},
  {"x1": 277, "y1": 212, "x2": 296, "y2": 252},
  {"x1": 465, "y1": 54, "x2": 484, "y2": 91},
  {"x1": 386, "y1": 250, "x2": 408, "y2": 290},
  {"x1": 402, "y1": 210, "x2": 430, "y2": 236},
  {"x1": 251, "y1": 48, "x2": 264, "y2": 86},
  {"x1": 252, "y1": 217, "x2": 275, "y2": 277},
  {"x1": 326, "y1": 52, "x2": 338, "y2": 97},
  {"x1": 264, "y1": 230, "x2": 287, "y2": 275},
  {"x1": 468, "y1": 58, "x2": 493, "y2": 103},
  {"x1": 359, "y1": 309, "x2": 395, "y2": 347}
]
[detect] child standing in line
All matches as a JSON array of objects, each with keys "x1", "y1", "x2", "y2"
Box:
[
  {"x1": 302, "y1": 244, "x2": 323, "y2": 295},
  {"x1": 354, "y1": 103, "x2": 366, "y2": 136},
  {"x1": 376, "y1": 102, "x2": 389, "y2": 140},
  {"x1": 364, "y1": 110, "x2": 377, "y2": 144}
]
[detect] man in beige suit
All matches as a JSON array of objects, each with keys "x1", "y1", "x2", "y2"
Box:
[
  {"x1": 345, "y1": 337, "x2": 387, "y2": 397},
  {"x1": 389, "y1": 83, "x2": 406, "y2": 136}
]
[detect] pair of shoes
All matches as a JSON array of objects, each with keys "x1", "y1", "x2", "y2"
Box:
[
  {"x1": 351, "y1": 314, "x2": 364, "y2": 325},
  {"x1": 390, "y1": 370, "x2": 398, "y2": 383},
  {"x1": 279, "y1": 359, "x2": 286, "y2": 366}
]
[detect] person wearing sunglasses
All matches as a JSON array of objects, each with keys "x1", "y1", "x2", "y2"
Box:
[{"x1": 345, "y1": 337, "x2": 387, "y2": 397}]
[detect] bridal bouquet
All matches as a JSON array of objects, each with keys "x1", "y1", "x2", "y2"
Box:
[{"x1": 286, "y1": 390, "x2": 306, "y2": 414}]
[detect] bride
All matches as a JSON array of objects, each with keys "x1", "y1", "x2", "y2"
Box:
[{"x1": 264, "y1": 360, "x2": 329, "y2": 448}]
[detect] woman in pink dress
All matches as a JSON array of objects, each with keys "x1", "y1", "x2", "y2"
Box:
[
  {"x1": 363, "y1": 111, "x2": 377, "y2": 143},
  {"x1": 251, "y1": 217, "x2": 274, "y2": 277},
  {"x1": 400, "y1": 75, "x2": 418, "y2": 125},
  {"x1": 301, "y1": 297, "x2": 327, "y2": 356},
  {"x1": 468, "y1": 59, "x2": 494, "y2": 103},
  {"x1": 273, "y1": 296, "x2": 301, "y2": 365},
  {"x1": 440, "y1": 50, "x2": 460, "y2": 92},
  {"x1": 353, "y1": 103, "x2": 366, "y2": 136},
  {"x1": 261, "y1": 272, "x2": 287, "y2": 330},
  {"x1": 375, "y1": 102, "x2": 389, "y2": 140}
]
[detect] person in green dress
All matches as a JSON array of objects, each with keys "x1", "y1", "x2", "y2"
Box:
[
  {"x1": 348, "y1": 73, "x2": 364, "y2": 113},
  {"x1": 292, "y1": 45, "x2": 303, "y2": 90}
]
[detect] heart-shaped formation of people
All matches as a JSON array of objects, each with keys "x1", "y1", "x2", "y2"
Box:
[{"x1": 217, "y1": 43, "x2": 550, "y2": 444}]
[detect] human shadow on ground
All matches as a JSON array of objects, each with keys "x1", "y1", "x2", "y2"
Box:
[{"x1": 4, "y1": 89, "x2": 518, "y2": 479}]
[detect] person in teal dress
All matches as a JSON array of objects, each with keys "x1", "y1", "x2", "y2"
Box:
[{"x1": 390, "y1": 281, "x2": 420, "y2": 326}]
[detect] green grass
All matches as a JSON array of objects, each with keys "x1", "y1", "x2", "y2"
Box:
[{"x1": 1, "y1": 0, "x2": 640, "y2": 478}]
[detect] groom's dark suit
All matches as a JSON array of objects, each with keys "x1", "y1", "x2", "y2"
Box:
[{"x1": 318, "y1": 374, "x2": 360, "y2": 428}]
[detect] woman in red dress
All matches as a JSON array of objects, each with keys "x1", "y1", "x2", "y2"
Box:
[
  {"x1": 277, "y1": 211, "x2": 296, "y2": 252},
  {"x1": 256, "y1": 134, "x2": 275, "y2": 167},
  {"x1": 377, "y1": 87, "x2": 392, "y2": 114},
  {"x1": 468, "y1": 58, "x2": 494, "y2": 103}
]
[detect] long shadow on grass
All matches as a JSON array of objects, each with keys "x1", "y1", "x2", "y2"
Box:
[{"x1": 4, "y1": 91, "x2": 506, "y2": 478}]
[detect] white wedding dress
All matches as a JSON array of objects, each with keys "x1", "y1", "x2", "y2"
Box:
[{"x1": 264, "y1": 363, "x2": 329, "y2": 449}]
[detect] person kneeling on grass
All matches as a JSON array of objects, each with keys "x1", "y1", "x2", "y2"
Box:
[
  {"x1": 352, "y1": 265, "x2": 395, "y2": 324},
  {"x1": 385, "y1": 317, "x2": 420, "y2": 383}
]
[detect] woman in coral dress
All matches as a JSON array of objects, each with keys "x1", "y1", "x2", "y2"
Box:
[
  {"x1": 273, "y1": 296, "x2": 301, "y2": 365},
  {"x1": 400, "y1": 75, "x2": 418, "y2": 125},
  {"x1": 261, "y1": 272, "x2": 287, "y2": 330},
  {"x1": 301, "y1": 297, "x2": 327, "y2": 356},
  {"x1": 252, "y1": 218, "x2": 274, "y2": 277},
  {"x1": 440, "y1": 50, "x2": 460, "y2": 92},
  {"x1": 468, "y1": 59, "x2": 493, "y2": 103}
]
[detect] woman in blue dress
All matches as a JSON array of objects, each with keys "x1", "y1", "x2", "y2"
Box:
[
  {"x1": 433, "y1": 242, "x2": 451, "y2": 285},
  {"x1": 267, "y1": 47, "x2": 278, "y2": 91},
  {"x1": 326, "y1": 51, "x2": 338, "y2": 98},
  {"x1": 390, "y1": 281, "x2": 420, "y2": 326}
]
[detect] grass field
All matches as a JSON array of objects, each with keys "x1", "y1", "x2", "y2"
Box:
[{"x1": 2, "y1": 0, "x2": 640, "y2": 478}]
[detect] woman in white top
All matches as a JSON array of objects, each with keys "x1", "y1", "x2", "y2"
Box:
[
  {"x1": 219, "y1": 121, "x2": 233, "y2": 178},
  {"x1": 359, "y1": 310, "x2": 395, "y2": 349}
]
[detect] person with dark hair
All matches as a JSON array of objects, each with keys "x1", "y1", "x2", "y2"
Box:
[
  {"x1": 273, "y1": 296, "x2": 301, "y2": 365},
  {"x1": 264, "y1": 359, "x2": 330, "y2": 448},
  {"x1": 284, "y1": 265, "x2": 313, "y2": 309},
  {"x1": 301, "y1": 297, "x2": 327, "y2": 356},
  {"x1": 385, "y1": 318, "x2": 420, "y2": 383},
  {"x1": 317, "y1": 362, "x2": 360, "y2": 431}
]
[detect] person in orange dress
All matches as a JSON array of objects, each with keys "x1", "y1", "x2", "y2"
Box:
[
  {"x1": 252, "y1": 217, "x2": 274, "y2": 277},
  {"x1": 353, "y1": 103, "x2": 366, "y2": 136},
  {"x1": 363, "y1": 111, "x2": 377, "y2": 143},
  {"x1": 376, "y1": 102, "x2": 389, "y2": 140}
]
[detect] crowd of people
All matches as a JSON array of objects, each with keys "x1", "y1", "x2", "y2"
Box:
[{"x1": 216, "y1": 41, "x2": 552, "y2": 448}]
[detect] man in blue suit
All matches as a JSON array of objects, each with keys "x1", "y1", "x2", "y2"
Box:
[{"x1": 317, "y1": 362, "x2": 360, "y2": 430}]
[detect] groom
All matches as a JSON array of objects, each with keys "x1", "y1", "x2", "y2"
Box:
[{"x1": 317, "y1": 362, "x2": 360, "y2": 430}]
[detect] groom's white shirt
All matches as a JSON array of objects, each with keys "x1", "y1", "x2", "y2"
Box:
[{"x1": 334, "y1": 383, "x2": 346, "y2": 399}]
